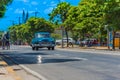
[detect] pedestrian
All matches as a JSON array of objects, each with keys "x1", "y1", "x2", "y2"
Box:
[
  {"x1": 5, "y1": 31, "x2": 10, "y2": 49},
  {"x1": 77, "y1": 38, "x2": 81, "y2": 47},
  {"x1": 1, "y1": 32, "x2": 7, "y2": 50},
  {"x1": 1, "y1": 31, "x2": 10, "y2": 50}
]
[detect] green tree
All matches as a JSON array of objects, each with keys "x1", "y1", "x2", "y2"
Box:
[
  {"x1": 70, "y1": 0, "x2": 106, "y2": 40},
  {"x1": 49, "y1": 2, "x2": 71, "y2": 47},
  {"x1": 0, "y1": 0, "x2": 12, "y2": 18},
  {"x1": 9, "y1": 26, "x2": 17, "y2": 43},
  {"x1": 9, "y1": 17, "x2": 54, "y2": 44},
  {"x1": 104, "y1": 0, "x2": 120, "y2": 31},
  {"x1": 62, "y1": 6, "x2": 80, "y2": 41},
  {"x1": 0, "y1": 30, "x2": 4, "y2": 39},
  {"x1": 26, "y1": 17, "x2": 54, "y2": 37}
]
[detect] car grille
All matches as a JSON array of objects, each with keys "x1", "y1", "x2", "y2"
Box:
[{"x1": 40, "y1": 42, "x2": 50, "y2": 44}]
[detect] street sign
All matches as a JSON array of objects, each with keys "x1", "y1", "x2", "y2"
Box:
[{"x1": 115, "y1": 32, "x2": 120, "y2": 38}]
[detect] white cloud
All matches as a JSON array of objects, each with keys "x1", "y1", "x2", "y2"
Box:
[
  {"x1": 44, "y1": 7, "x2": 53, "y2": 14},
  {"x1": 23, "y1": 0, "x2": 29, "y2": 3},
  {"x1": 8, "y1": 8, "x2": 13, "y2": 10},
  {"x1": 17, "y1": 0, "x2": 29, "y2": 2},
  {"x1": 14, "y1": 8, "x2": 34, "y2": 14},
  {"x1": 46, "y1": 1, "x2": 57, "y2": 7},
  {"x1": 50, "y1": 1, "x2": 57, "y2": 7},
  {"x1": 14, "y1": 9, "x2": 23, "y2": 14},
  {"x1": 61, "y1": 0, "x2": 65, "y2": 2},
  {"x1": 31, "y1": 1, "x2": 38, "y2": 5},
  {"x1": 28, "y1": 11, "x2": 35, "y2": 14},
  {"x1": 51, "y1": 1, "x2": 55, "y2": 4}
]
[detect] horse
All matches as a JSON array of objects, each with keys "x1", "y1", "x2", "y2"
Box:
[{"x1": 1, "y1": 32, "x2": 10, "y2": 50}]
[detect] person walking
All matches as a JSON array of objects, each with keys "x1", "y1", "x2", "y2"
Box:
[
  {"x1": 1, "y1": 31, "x2": 10, "y2": 50},
  {"x1": 1, "y1": 32, "x2": 7, "y2": 50},
  {"x1": 5, "y1": 31, "x2": 10, "y2": 50}
]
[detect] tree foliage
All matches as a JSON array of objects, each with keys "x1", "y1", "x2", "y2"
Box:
[
  {"x1": 104, "y1": 0, "x2": 120, "y2": 31},
  {"x1": 8, "y1": 0, "x2": 120, "y2": 44},
  {"x1": 49, "y1": 2, "x2": 71, "y2": 23},
  {"x1": 0, "y1": 0, "x2": 12, "y2": 18},
  {"x1": 9, "y1": 17, "x2": 54, "y2": 44}
]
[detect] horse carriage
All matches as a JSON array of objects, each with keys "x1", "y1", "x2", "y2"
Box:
[{"x1": 0, "y1": 32, "x2": 10, "y2": 50}]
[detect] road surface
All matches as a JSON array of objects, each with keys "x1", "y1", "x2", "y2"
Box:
[{"x1": 1, "y1": 45, "x2": 120, "y2": 80}]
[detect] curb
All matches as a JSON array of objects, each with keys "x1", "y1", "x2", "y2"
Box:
[
  {"x1": 0, "y1": 58, "x2": 22, "y2": 80},
  {"x1": 2, "y1": 54, "x2": 47, "y2": 80}
]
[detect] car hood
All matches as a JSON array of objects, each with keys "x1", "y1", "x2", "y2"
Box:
[{"x1": 32, "y1": 37, "x2": 54, "y2": 43}]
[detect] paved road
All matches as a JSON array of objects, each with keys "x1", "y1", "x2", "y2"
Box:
[{"x1": 1, "y1": 45, "x2": 120, "y2": 80}]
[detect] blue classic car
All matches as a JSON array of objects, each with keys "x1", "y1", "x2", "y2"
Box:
[{"x1": 31, "y1": 32, "x2": 55, "y2": 50}]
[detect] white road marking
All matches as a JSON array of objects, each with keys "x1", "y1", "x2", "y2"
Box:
[{"x1": 20, "y1": 65, "x2": 48, "y2": 80}]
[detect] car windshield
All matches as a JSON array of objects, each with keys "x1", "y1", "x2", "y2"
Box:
[{"x1": 35, "y1": 33, "x2": 50, "y2": 38}]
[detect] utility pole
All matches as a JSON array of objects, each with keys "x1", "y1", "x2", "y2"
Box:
[
  {"x1": 16, "y1": 17, "x2": 21, "y2": 25},
  {"x1": 105, "y1": 25, "x2": 110, "y2": 49},
  {"x1": 25, "y1": 11, "x2": 29, "y2": 23},
  {"x1": 22, "y1": 10, "x2": 25, "y2": 23},
  {"x1": 9, "y1": 20, "x2": 15, "y2": 26},
  {"x1": 35, "y1": 11, "x2": 39, "y2": 17},
  {"x1": 34, "y1": 11, "x2": 39, "y2": 18}
]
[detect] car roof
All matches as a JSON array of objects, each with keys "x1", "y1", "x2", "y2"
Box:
[{"x1": 35, "y1": 32, "x2": 50, "y2": 34}]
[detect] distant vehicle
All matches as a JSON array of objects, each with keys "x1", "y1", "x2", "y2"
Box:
[
  {"x1": 81, "y1": 38, "x2": 98, "y2": 46},
  {"x1": 31, "y1": 32, "x2": 55, "y2": 50},
  {"x1": 56, "y1": 38, "x2": 75, "y2": 45}
]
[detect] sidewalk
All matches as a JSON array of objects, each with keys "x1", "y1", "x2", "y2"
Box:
[
  {"x1": 0, "y1": 56, "x2": 22, "y2": 80},
  {"x1": 56, "y1": 45, "x2": 120, "y2": 51},
  {"x1": 56, "y1": 45, "x2": 120, "y2": 56}
]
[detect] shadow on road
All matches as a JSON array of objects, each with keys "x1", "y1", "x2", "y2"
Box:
[{"x1": 0, "y1": 51, "x2": 82, "y2": 65}]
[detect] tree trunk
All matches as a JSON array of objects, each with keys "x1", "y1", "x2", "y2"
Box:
[
  {"x1": 112, "y1": 31, "x2": 115, "y2": 50},
  {"x1": 65, "y1": 28, "x2": 69, "y2": 47}
]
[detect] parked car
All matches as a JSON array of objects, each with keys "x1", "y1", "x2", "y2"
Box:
[
  {"x1": 56, "y1": 38, "x2": 75, "y2": 45},
  {"x1": 81, "y1": 38, "x2": 98, "y2": 46}
]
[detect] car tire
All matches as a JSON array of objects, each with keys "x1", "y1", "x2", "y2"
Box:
[
  {"x1": 52, "y1": 47, "x2": 54, "y2": 50},
  {"x1": 36, "y1": 47, "x2": 39, "y2": 50},
  {"x1": 32, "y1": 47, "x2": 35, "y2": 50},
  {"x1": 48, "y1": 47, "x2": 50, "y2": 50}
]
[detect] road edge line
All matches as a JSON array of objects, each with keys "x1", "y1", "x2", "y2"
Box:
[{"x1": 19, "y1": 65, "x2": 48, "y2": 80}]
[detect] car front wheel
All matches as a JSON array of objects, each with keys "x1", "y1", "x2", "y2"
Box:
[
  {"x1": 48, "y1": 47, "x2": 50, "y2": 50},
  {"x1": 52, "y1": 47, "x2": 54, "y2": 50},
  {"x1": 32, "y1": 47, "x2": 35, "y2": 50}
]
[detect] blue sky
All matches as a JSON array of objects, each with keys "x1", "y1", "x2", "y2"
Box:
[{"x1": 0, "y1": 0, "x2": 80, "y2": 31}]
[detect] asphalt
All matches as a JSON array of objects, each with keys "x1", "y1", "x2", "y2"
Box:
[
  {"x1": 0, "y1": 46, "x2": 40, "y2": 80},
  {"x1": 0, "y1": 45, "x2": 120, "y2": 80}
]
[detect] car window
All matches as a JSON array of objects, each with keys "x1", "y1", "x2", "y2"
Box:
[{"x1": 35, "y1": 33, "x2": 50, "y2": 38}]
